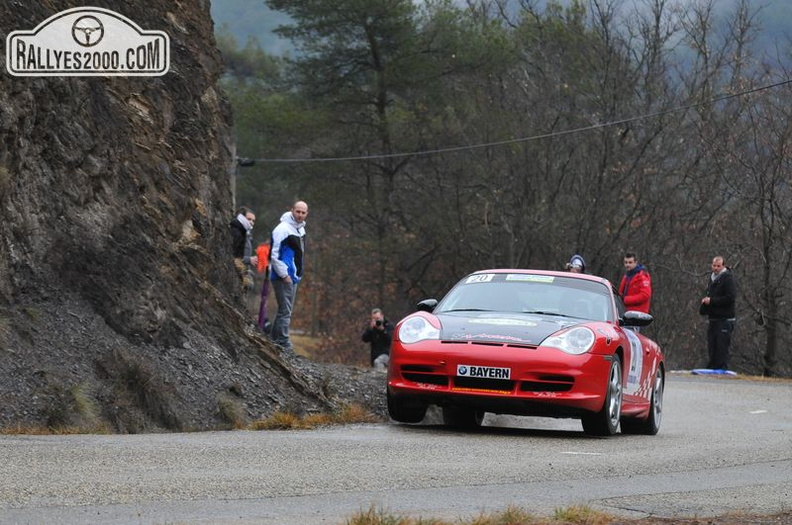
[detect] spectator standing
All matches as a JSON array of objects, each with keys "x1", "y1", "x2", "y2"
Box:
[
  {"x1": 229, "y1": 207, "x2": 258, "y2": 293},
  {"x1": 362, "y1": 308, "x2": 394, "y2": 369},
  {"x1": 255, "y1": 242, "x2": 271, "y2": 333},
  {"x1": 618, "y1": 252, "x2": 652, "y2": 314},
  {"x1": 268, "y1": 201, "x2": 308, "y2": 351},
  {"x1": 699, "y1": 256, "x2": 737, "y2": 370},
  {"x1": 565, "y1": 254, "x2": 586, "y2": 273}
]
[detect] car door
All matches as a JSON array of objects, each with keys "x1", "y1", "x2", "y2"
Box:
[{"x1": 612, "y1": 291, "x2": 647, "y2": 406}]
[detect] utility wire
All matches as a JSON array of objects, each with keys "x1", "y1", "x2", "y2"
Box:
[{"x1": 242, "y1": 78, "x2": 792, "y2": 164}]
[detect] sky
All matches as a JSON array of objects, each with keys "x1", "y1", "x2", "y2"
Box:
[{"x1": 210, "y1": 0, "x2": 792, "y2": 58}]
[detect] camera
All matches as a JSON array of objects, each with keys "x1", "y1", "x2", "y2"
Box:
[{"x1": 375, "y1": 320, "x2": 382, "y2": 327}]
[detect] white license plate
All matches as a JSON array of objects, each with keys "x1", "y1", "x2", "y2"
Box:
[{"x1": 457, "y1": 365, "x2": 511, "y2": 380}]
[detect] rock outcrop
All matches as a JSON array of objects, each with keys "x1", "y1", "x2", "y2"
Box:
[{"x1": 0, "y1": 1, "x2": 348, "y2": 431}]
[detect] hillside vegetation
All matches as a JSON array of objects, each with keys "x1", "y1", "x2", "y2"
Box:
[{"x1": 219, "y1": 0, "x2": 792, "y2": 376}]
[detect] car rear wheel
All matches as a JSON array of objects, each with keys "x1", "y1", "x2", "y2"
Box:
[
  {"x1": 581, "y1": 354, "x2": 623, "y2": 436},
  {"x1": 441, "y1": 406, "x2": 484, "y2": 429},
  {"x1": 387, "y1": 392, "x2": 427, "y2": 423},
  {"x1": 621, "y1": 366, "x2": 664, "y2": 435}
]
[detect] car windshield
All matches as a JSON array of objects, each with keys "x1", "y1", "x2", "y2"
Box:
[{"x1": 436, "y1": 273, "x2": 613, "y2": 322}]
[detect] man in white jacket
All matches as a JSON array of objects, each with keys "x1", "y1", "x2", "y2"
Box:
[{"x1": 268, "y1": 201, "x2": 308, "y2": 351}]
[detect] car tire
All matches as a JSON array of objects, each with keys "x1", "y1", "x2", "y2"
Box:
[
  {"x1": 387, "y1": 392, "x2": 427, "y2": 423},
  {"x1": 441, "y1": 406, "x2": 484, "y2": 429},
  {"x1": 581, "y1": 354, "x2": 623, "y2": 436},
  {"x1": 621, "y1": 365, "x2": 664, "y2": 435}
]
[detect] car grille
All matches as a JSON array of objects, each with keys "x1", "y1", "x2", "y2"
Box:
[
  {"x1": 403, "y1": 372, "x2": 449, "y2": 386},
  {"x1": 454, "y1": 376, "x2": 514, "y2": 391},
  {"x1": 399, "y1": 365, "x2": 575, "y2": 393},
  {"x1": 401, "y1": 365, "x2": 449, "y2": 386},
  {"x1": 520, "y1": 375, "x2": 575, "y2": 392}
]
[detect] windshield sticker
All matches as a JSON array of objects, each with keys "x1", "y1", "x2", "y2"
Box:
[
  {"x1": 506, "y1": 274, "x2": 555, "y2": 283},
  {"x1": 468, "y1": 318, "x2": 537, "y2": 327},
  {"x1": 449, "y1": 332, "x2": 535, "y2": 344},
  {"x1": 465, "y1": 273, "x2": 495, "y2": 284}
]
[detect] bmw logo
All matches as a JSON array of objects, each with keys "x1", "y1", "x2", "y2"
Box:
[{"x1": 458, "y1": 366, "x2": 468, "y2": 375}]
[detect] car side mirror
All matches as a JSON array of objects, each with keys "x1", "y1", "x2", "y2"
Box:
[
  {"x1": 416, "y1": 299, "x2": 438, "y2": 312},
  {"x1": 620, "y1": 310, "x2": 653, "y2": 327}
]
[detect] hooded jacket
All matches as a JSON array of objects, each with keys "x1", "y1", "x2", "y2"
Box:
[
  {"x1": 619, "y1": 264, "x2": 652, "y2": 313},
  {"x1": 270, "y1": 211, "x2": 306, "y2": 283}
]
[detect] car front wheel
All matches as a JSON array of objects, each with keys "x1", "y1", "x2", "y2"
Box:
[
  {"x1": 387, "y1": 392, "x2": 427, "y2": 423},
  {"x1": 621, "y1": 365, "x2": 664, "y2": 435},
  {"x1": 582, "y1": 354, "x2": 623, "y2": 436}
]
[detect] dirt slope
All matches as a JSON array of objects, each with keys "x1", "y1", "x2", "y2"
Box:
[{"x1": 0, "y1": 1, "x2": 384, "y2": 432}]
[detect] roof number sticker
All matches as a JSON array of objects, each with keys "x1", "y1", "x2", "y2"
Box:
[{"x1": 465, "y1": 274, "x2": 495, "y2": 284}]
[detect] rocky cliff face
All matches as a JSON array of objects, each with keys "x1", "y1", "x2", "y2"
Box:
[{"x1": 0, "y1": 1, "x2": 374, "y2": 431}]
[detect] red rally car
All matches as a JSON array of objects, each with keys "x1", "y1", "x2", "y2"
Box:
[{"x1": 387, "y1": 269, "x2": 665, "y2": 436}]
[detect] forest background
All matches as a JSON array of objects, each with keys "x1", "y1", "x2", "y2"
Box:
[{"x1": 210, "y1": 0, "x2": 792, "y2": 377}]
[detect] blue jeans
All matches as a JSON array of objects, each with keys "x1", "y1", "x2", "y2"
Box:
[{"x1": 270, "y1": 278, "x2": 298, "y2": 349}]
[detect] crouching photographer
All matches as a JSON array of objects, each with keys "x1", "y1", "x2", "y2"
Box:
[{"x1": 361, "y1": 308, "x2": 394, "y2": 369}]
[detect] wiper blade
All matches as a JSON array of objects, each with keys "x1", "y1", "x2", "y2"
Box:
[
  {"x1": 524, "y1": 310, "x2": 588, "y2": 320},
  {"x1": 443, "y1": 308, "x2": 491, "y2": 312},
  {"x1": 522, "y1": 310, "x2": 566, "y2": 317}
]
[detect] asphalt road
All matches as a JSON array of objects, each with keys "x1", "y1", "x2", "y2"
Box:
[{"x1": 1, "y1": 374, "x2": 790, "y2": 524}]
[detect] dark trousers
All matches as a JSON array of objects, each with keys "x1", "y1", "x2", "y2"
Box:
[{"x1": 707, "y1": 319, "x2": 734, "y2": 370}]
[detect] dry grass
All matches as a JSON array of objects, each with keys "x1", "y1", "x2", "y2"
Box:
[
  {"x1": 291, "y1": 332, "x2": 323, "y2": 358},
  {"x1": 345, "y1": 504, "x2": 616, "y2": 525},
  {"x1": 248, "y1": 403, "x2": 381, "y2": 431},
  {"x1": 552, "y1": 505, "x2": 614, "y2": 524},
  {"x1": 345, "y1": 505, "x2": 792, "y2": 525},
  {"x1": 0, "y1": 380, "x2": 111, "y2": 435},
  {"x1": 0, "y1": 401, "x2": 380, "y2": 435},
  {"x1": 0, "y1": 422, "x2": 111, "y2": 435}
]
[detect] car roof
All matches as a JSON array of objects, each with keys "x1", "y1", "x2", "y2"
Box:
[{"x1": 468, "y1": 268, "x2": 614, "y2": 288}]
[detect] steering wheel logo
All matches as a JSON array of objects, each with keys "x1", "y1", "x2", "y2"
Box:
[{"x1": 72, "y1": 15, "x2": 104, "y2": 47}]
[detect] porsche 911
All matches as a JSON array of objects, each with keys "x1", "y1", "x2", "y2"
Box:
[{"x1": 386, "y1": 269, "x2": 664, "y2": 436}]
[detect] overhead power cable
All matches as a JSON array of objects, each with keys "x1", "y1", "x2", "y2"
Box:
[{"x1": 242, "y1": 78, "x2": 792, "y2": 164}]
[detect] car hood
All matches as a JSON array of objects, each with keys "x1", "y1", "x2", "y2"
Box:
[{"x1": 436, "y1": 311, "x2": 578, "y2": 346}]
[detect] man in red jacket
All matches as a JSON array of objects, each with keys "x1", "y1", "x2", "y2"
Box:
[{"x1": 619, "y1": 252, "x2": 652, "y2": 320}]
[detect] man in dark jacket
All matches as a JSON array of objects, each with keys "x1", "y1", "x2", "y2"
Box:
[
  {"x1": 362, "y1": 308, "x2": 394, "y2": 369},
  {"x1": 700, "y1": 255, "x2": 737, "y2": 370},
  {"x1": 229, "y1": 207, "x2": 258, "y2": 292}
]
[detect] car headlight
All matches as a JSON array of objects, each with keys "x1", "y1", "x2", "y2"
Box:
[
  {"x1": 542, "y1": 327, "x2": 595, "y2": 355},
  {"x1": 398, "y1": 316, "x2": 440, "y2": 344}
]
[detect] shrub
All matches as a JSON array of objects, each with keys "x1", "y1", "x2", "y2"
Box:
[
  {"x1": 96, "y1": 348, "x2": 184, "y2": 432},
  {"x1": 217, "y1": 393, "x2": 248, "y2": 429}
]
